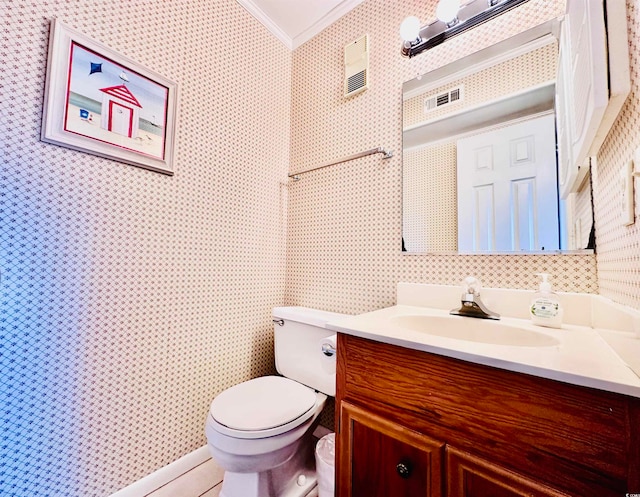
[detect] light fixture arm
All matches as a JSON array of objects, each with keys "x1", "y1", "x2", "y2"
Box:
[{"x1": 401, "y1": 0, "x2": 532, "y2": 58}]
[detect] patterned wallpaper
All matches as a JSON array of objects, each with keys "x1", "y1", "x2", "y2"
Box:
[
  {"x1": 286, "y1": 0, "x2": 597, "y2": 318},
  {"x1": 1, "y1": 0, "x2": 290, "y2": 495},
  {"x1": 404, "y1": 143, "x2": 458, "y2": 252},
  {"x1": 403, "y1": 42, "x2": 558, "y2": 128},
  {"x1": 592, "y1": 1, "x2": 640, "y2": 309},
  {"x1": 574, "y1": 173, "x2": 594, "y2": 250}
]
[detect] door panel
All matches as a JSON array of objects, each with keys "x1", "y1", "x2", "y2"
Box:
[
  {"x1": 447, "y1": 447, "x2": 570, "y2": 497},
  {"x1": 338, "y1": 402, "x2": 443, "y2": 497},
  {"x1": 457, "y1": 113, "x2": 559, "y2": 252}
]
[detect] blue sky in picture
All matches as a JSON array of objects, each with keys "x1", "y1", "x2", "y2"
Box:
[{"x1": 68, "y1": 43, "x2": 168, "y2": 125}]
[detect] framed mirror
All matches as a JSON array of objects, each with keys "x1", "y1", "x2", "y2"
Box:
[{"x1": 402, "y1": 20, "x2": 595, "y2": 254}]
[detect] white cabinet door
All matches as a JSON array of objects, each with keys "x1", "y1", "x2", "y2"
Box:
[
  {"x1": 457, "y1": 114, "x2": 559, "y2": 252},
  {"x1": 558, "y1": 0, "x2": 607, "y2": 198},
  {"x1": 557, "y1": 0, "x2": 630, "y2": 198}
]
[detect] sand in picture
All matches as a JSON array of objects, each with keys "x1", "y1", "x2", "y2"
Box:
[{"x1": 65, "y1": 104, "x2": 164, "y2": 159}]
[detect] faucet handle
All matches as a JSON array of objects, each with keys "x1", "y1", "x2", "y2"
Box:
[{"x1": 461, "y1": 276, "x2": 482, "y2": 296}]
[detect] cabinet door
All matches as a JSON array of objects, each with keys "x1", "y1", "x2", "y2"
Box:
[
  {"x1": 447, "y1": 447, "x2": 571, "y2": 497},
  {"x1": 338, "y1": 401, "x2": 443, "y2": 497},
  {"x1": 557, "y1": 0, "x2": 608, "y2": 197}
]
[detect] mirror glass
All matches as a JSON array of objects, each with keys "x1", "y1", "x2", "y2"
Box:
[{"x1": 402, "y1": 20, "x2": 594, "y2": 254}]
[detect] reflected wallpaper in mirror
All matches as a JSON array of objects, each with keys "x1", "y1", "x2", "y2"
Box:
[{"x1": 401, "y1": 21, "x2": 594, "y2": 254}]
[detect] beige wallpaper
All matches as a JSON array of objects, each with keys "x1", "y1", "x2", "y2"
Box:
[
  {"x1": 574, "y1": 174, "x2": 594, "y2": 250},
  {"x1": 403, "y1": 143, "x2": 458, "y2": 252},
  {"x1": 403, "y1": 42, "x2": 558, "y2": 128},
  {"x1": 287, "y1": 0, "x2": 597, "y2": 319},
  {"x1": 1, "y1": 0, "x2": 290, "y2": 495},
  {"x1": 592, "y1": 1, "x2": 640, "y2": 309}
]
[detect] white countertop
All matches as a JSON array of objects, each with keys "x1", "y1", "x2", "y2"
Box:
[{"x1": 327, "y1": 304, "x2": 640, "y2": 399}]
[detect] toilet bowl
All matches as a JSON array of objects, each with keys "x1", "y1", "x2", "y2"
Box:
[{"x1": 205, "y1": 307, "x2": 347, "y2": 497}]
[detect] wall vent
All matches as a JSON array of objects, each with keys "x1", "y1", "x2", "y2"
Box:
[
  {"x1": 344, "y1": 34, "x2": 369, "y2": 97},
  {"x1": 424, "y1": 85, "x2": 464, "y2": 113}
]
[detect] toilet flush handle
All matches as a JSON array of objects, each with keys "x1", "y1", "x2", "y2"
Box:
[
  {"x1": 321, "y1": 342, "x2": 336, "y2": 357},
  {"x1": 273, "y1": 319, "x2": 284, "y2": 326}
]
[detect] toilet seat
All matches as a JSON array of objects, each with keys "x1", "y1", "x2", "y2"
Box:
[{"x1": 209, "y1": 376, "x2": 322, "y2": 440}]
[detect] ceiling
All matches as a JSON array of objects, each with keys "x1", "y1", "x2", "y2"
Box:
[{"x1": 236, "y1": 0, "x2": 365, "y2": 50}]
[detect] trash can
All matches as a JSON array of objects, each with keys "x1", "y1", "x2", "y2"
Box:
[{"x1": 315, "y1": 433, "x2": 335, "y2": 497}]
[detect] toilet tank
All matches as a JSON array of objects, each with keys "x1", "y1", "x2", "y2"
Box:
[{"x1": 273, "y1": 307, "x2": 349, "y2": 396}]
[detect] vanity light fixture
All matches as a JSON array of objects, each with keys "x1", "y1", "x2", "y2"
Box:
[
  {"x1": 400, "y1": 0, "x2": 531, "y2": 58},
  {"x1": 436, "y1": 0, "x2": 461, "y2": 26}
]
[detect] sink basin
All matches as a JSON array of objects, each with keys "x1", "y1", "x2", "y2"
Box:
[{"x1": 390, "y1": 315, "x2": 560, "y2": 347}]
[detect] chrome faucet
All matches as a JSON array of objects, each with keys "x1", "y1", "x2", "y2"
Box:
[{"x1": 449, "y1": 277, "x2": 500, "y2": 320}]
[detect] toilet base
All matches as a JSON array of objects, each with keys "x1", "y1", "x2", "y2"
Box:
[{"x1": 218, "y1": 431, "x2": 318, "y2": 497}]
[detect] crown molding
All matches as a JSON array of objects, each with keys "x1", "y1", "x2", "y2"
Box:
[
  {"x1": 235, "y1": 0, "x2": 294, "y2": 50},
  {"x1": 292, "y1": 0, "x2": 364, "y2": 49},
  {"x1": 236, "y1": 0, "x2": 364, "y2": 51}
]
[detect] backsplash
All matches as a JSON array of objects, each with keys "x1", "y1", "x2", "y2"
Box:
[
  {"x1": 286, "y1": 0, "x2": 598, "y2": 316},
  {"x1": 1, "y1": 0, "x2": 290, "y2": 494}
]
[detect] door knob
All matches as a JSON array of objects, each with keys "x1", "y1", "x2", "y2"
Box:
[{"x1": 396, "y1": 461, "x2": 412, "y2": 479}]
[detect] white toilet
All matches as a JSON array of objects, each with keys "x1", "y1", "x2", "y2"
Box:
[{"x1": 205, "y1": 307, "x2": 347, "y2": 497}]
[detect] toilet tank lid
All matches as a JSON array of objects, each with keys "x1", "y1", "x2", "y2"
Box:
[{"x1": 273, "y1": 306, "x2": 350, "y2": 328}]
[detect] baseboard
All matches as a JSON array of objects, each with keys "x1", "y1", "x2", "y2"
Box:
[
  {"x1": 111, "y1": 427, "x2": 333, "y2": 496},
  {"x1": 109, "y1": 446, "x2": 211, "y2": 497}
]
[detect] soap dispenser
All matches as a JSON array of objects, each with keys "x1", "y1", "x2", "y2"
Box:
[{"x1": 530, "y1": 273, "x2": 563, "y2": 328}]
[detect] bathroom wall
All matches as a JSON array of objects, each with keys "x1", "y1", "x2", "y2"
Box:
[
  {"x1": 1, "y1": 0, "x2": 291, "y2": 495},
  {"x1": 287, "y1": 0, "x2": 598, "y2": 316},
  {"x1": 2, "y1": 0, "x2": 637, "y2": 495},
  {"x1": 592, "y1": 1, "x2": 640, "y2": 309},
  {"x1": 404, "y1": 143, "x2": 458, "y2": 252},
  {"x1": 402, "y1": 42, "x2": 558, "y2": 127}
]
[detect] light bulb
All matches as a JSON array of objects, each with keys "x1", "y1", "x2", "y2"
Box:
[
  {"x1": 436, "y1": 0, "x2": 460, "y2": 24},
  {"x1": 400, "y1": 16, "x2": 421, "y2": 42}
]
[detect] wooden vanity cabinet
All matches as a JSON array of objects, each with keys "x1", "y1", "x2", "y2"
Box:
[{"x1": 335, "y1": 334, "x2": 640, "y2": 497}]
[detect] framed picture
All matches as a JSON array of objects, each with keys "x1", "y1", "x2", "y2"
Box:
[{"x1": 41, "y1": 19, "x2": 178, "y2": 175}]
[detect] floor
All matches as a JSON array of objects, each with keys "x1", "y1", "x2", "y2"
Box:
[
  {"x1": 141, "y1": 455, "x2": 322, "y2": 497},
  {"x1": 140, "y1": 430, "x2": 330, "y2": 496},
  {"x1": 145, "y1": 457, "x2": 224, "y2": 497}
]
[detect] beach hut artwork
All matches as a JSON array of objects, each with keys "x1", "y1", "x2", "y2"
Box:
[
  {"x1": 63, "y1": 42, "x2": 169, "y2": 160},
  {"x1": 42, "y1": 20, "x2": 177, "y2": 174}
]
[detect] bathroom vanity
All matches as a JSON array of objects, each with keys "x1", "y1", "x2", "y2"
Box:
[{"x1": 329, "y1": 284, "x2": 640, "y2": 497}]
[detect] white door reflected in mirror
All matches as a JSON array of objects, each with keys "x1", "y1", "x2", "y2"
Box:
[{"x1": 456, "y1": 114, "x2": 559, "y2": 252}]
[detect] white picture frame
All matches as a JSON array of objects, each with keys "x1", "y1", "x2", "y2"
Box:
[{"x1": 41, "y1": 19, "x2": 178, "y2": 175}]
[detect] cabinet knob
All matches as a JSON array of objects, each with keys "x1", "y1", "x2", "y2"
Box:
[{"x1": 396, "y1": 461, "x2": 412, "y2": 479}]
